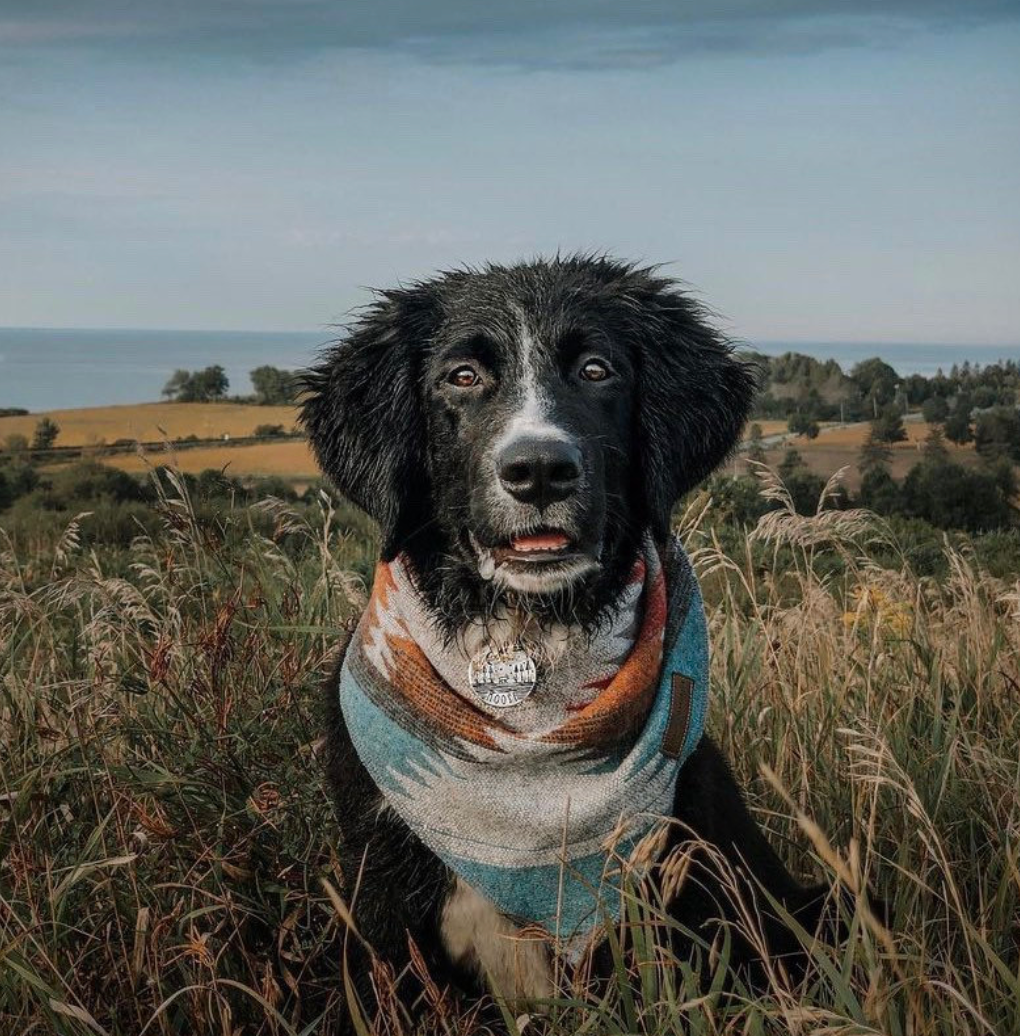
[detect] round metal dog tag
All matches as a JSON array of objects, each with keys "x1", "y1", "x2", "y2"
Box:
[{"x1": 467, "y1": 645, "x2": 537, "y2": 708}]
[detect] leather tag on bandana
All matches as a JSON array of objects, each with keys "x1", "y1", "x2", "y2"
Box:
[{"x1": 662, "y1": 673, "x2": 694, "y2": 759}]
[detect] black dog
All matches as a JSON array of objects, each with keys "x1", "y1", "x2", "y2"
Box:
[{"x1": 302, "y1": 255, "x2": 836, "y2": 1018}]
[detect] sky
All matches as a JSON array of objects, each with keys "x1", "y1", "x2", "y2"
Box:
[{"x1": 1, "y1": 1, "x2": 1019, "y2": 344}]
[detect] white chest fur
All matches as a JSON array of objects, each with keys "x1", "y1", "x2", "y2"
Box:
[{"x1": 440, "y1": 878, "x2": 554, "y2": 1002}]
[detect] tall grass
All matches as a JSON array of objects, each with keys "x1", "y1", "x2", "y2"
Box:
[{"x1": 1, "y1": 468, "x2": 1018, "y2": 1034}]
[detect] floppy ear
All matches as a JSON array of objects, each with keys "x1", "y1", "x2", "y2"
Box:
[
  {"x1": 623, "y1": 271, "x2": 758, "y2": 538},
  {"x1": 299, "y1": 285, "x2": 441, "y2": 559}
]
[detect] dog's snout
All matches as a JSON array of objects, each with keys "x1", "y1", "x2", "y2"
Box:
[{"x1": 498, "y1": 437, "x2": 582, "y2": 507}]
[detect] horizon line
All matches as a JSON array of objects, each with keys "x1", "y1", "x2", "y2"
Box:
[{"x1": 1, "y1": 325, "x2": 1018, "y2": 351}]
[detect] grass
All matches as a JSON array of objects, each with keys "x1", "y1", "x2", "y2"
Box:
[
  {"x1": 1, "y1": 467, "x2": 1018, "y2": 1034},
  {"x1": 0, "y1": 402, "x2": 301, "y2": 447}
]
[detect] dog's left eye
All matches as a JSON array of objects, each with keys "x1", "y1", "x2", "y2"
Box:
[
  {"x1": 447, "y1": 365, "x2": 481, "y2": 388},
  {"x1": 579, "y1": 359, "x2": 611, "y2": 382}
]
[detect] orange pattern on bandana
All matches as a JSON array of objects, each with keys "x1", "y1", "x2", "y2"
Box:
[
  {"x1": 541, "y1": 557, "x2": 667, "y2": 748},
  {"x1": 362, "y1": 563, "x2": 511, "y2": 751}
]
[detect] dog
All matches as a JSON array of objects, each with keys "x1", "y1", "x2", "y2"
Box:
[{"x1": 301, "y1": 255, "x2": 841, "y2": 1021}]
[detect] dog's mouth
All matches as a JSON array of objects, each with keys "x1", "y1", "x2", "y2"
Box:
[
  {"x1": 468, "y1": 529, "x2": 597, "y2": 591},
  {"x1": 492, "y1": 529, "x2": 574, "y2": 564}
]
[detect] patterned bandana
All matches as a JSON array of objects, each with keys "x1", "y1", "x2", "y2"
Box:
[{"x1": 338, "y1": 532, "x2": 709, "y2": 949}]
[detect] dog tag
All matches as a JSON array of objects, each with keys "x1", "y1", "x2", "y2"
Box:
[{"x1": 467, "y1": 645, "x2": 537, "y2": 708}]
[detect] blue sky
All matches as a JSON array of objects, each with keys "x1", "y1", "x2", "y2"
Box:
[{"x1": 1, "y1": 2, "x2": 1018, "y2": 343}]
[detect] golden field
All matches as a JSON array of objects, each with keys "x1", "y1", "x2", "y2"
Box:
[
  {"x1": 2, "y1": 403, "x2": 791, "y2": 452},
  {"x1": 0, "y1": 401, "x2": 300, "y2": 447},
  {"x1": 102, "y1": 439, "x2": 319, "y2": 477}
]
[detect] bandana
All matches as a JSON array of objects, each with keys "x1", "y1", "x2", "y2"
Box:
[{"x1": 338, "y1": 532, "x2": 709, "y2": 949}]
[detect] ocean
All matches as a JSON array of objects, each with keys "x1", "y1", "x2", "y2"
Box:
[{"x1": 1, "y1": 327, "x2": 1019, "y2": 412}]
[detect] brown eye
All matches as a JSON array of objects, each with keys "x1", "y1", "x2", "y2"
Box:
[
  {"x1": 580, "y1": 359, "x2": 610, "y2": 382},
  {"x1": 448, "y1": 365, "x2": 480, "y2": 388}
]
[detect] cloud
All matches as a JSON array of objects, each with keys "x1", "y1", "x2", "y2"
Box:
[{"x1": 2, "y1": 1, "x2": 1018, "y2": 67}]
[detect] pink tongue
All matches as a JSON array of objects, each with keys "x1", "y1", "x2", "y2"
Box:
[{"x1": 511, "y1": 531, "x2": 571, "y2": 552}]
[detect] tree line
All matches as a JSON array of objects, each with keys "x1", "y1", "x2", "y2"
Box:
[
  {"x1": 161, "y1": 365, "x2": 299, "y2": 405},
  {"x1": 752, "y1": 352, "x2": 1020, "y2": 436}
]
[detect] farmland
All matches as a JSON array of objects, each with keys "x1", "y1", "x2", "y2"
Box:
[
  {"x1": 744, "y1": 416, "x2": 983, "y2": 489},
  {"x1": 103, "y1": 439, "x2": 318, "y2": 477},
  {"x1": 0, "y1": 401, "x2": 300, "y2": 448}
]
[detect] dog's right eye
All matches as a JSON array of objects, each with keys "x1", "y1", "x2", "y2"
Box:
[{"x1": 447, "y1": 365, "x2": 481, "y2": 388}]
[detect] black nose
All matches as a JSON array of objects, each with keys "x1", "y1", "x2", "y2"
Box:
[{"x1": 498, "y1": 437, "x2": 582, "y2": 507}]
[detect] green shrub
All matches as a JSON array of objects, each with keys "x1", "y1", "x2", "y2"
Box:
[{"x1": 901, "y1": 458, "x2": 1015, "y2": 532}]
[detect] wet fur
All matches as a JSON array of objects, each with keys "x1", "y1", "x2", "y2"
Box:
[{"x1": 303, "y1": 256, "x2": 838, "y2": 1019}]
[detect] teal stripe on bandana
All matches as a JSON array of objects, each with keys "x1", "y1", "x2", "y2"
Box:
[{"x1": 338, "y1": 534, "x2": 709, "y2": 951}]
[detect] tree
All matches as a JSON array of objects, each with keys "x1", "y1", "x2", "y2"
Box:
[
  {"x1": 974, "y1": 407, "x2": 1020, "y2": 463},
  {"x1": 921, "y1": 395, "x2": 949, "y2": 424},
  {"x1": 190, "y1": 365, "x2": 229, "y2": 401},
  {"x1": 250, "y1": 366, "x2": 298, "y2": 405},
  {"x1": 922, "y1": 423, "x2": 950, "y2": 464},
  {"x1": 901, "y1": 459, "x2": 1015, "y2": 532},
  {"x1": 945, "y1": 408, "x2": 973, "y2": 445},
  {"x1": 162, "y1": 369, "x2": 191, "y2": 400},
  {"x1": 858, "y1": 429, "x2": 892, "y2": 475},
  {"x1": 774, "y1": 447, "x2": 831, "y2": 513},
  {"x1": 787, "y1": 412, "x2": 820, "y2": 439},
  {"x1": 871, "y1": 404, "x2": 907, "y2": 444},
  {"x1": 161, "y1": 366, "x2": 230, "y2": 402},
  {"x1": 3, "y1": 433, "x2": 28, "y2": 455},
  {"x1": 778, "y1": 448, "x2": 804, "y2": 481},
  {"x1": 850, "y1": 357, "x2": 899, "y2": 413},
  {"x1": 746, "y1": 422, "x2": 767, "y2": 464},
  {"x1": 859, "y1": 467, "x2": 901, "y2": 514},
  {"x1": 32, "y1": 417, "x2": 60, "y2": 450},
  {"x1": 705, "y1": 473, "x2": 769, "y2": 526},
  {"x1": 2, "y1": 462, "x2": 39, "y2": 501}
]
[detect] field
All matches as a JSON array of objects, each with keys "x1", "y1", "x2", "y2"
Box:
[
  {"x1": 745, "y1": 417, "x2": 981, "y2": 490},
  {"x1": 102, "y1": 439, "x2": 319, "y2": 477},
  {"x1": 0, "y1": 402, "x2": 301, "y2": 447},
  {"x1": 1, "y1": 474, "x2": 1018, "y2": 1035}
]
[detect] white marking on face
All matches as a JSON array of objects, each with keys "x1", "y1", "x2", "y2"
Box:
[{"x1": 492, "y1": 319, "x2": 571, "y2": 460}]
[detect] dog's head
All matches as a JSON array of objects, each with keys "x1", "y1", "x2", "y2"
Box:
[{"x1": 302, "y1": 256, "x2": 754, "y2": 612}]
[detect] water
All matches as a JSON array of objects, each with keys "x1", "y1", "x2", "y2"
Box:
[
  {"x1": 1, "y1": 327, "x2": 1019, "y2": 412},
  {"x1": 0, "y1": 327, "x2": 329, "y2": 411}
]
